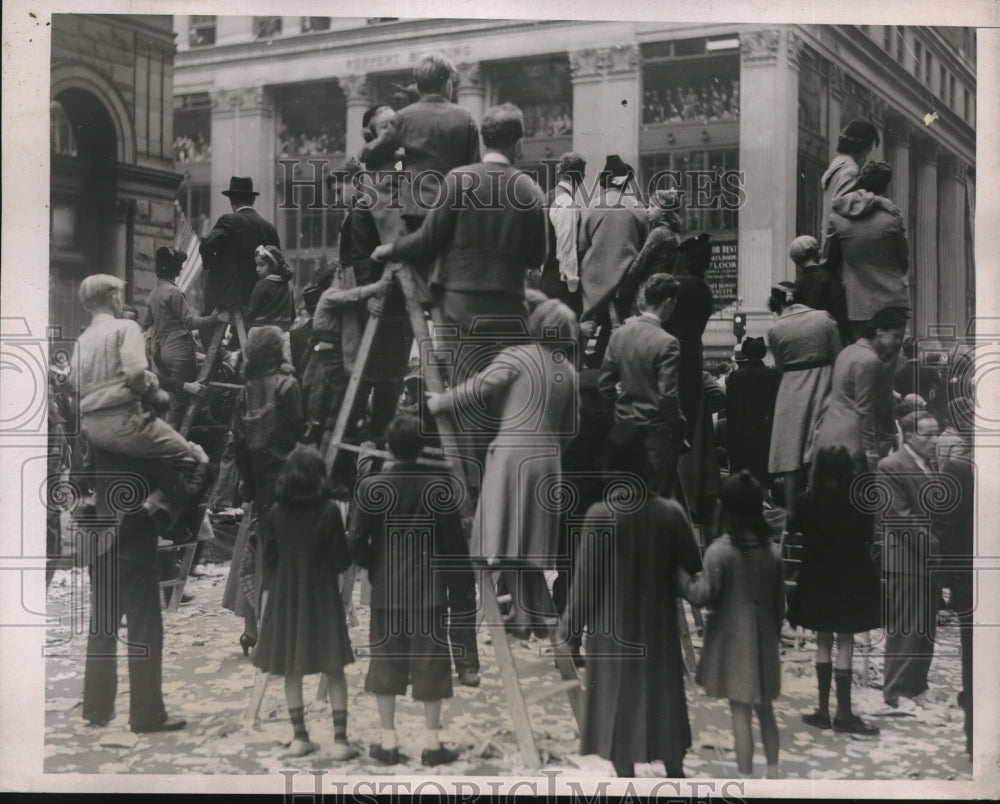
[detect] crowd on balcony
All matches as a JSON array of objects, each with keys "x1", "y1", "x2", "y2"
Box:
[{"x1": 642, "y1": 78, "x2": 740, "y2": 125}]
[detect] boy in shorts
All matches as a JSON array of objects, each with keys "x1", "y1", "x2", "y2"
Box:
[{"x1": 348, "y1": 414, "x2": 464, "y2": 766}]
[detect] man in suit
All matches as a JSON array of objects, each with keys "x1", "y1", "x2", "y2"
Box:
[
  {"x1": 877, "y1": 409, "x2": 942, "y2": 707},
  {"x1": 361, "y1": 52, "x2": 481, "y2": 232},
  {"x1": 540, "y1": 151, "x2": 586, "y2": 316},
  {"x1": 372, "y1": 102, "x2": 546, "y2": 387},
  {"x1": 199, "y1": 176, "x2": 281, "y2": 318},
  {"x1": 598, "y1": 273, "x2": 685, "y2": 497}
]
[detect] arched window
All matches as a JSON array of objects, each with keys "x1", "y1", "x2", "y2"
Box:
[{"x1": 50, "y1": 100, "x2": 77, "y2": 157}]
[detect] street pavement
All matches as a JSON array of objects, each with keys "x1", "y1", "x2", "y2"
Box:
[{"x1": 43, "y1": 563, "x2": 972, "y2": 781}]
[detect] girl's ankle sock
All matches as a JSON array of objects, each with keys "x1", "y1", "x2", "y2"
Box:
[
  {"x1": 332, "y1": 709, "x2": 348, "y2": 743},
  {"x1": 289, "y1": 706, "x2": 309, "y2": 742}
]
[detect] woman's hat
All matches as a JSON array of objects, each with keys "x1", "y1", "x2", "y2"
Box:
[
  {"x1": 222, "y1": 176, "x2": 259, "y2": 197},
  {"x1": 720, "y1": 469, "x2": 766, "y2": 518}
]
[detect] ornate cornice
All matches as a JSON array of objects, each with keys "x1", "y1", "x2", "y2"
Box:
[
  {"x1": 210, "y1": 85, "x2": 272, "y2": 113},
  {"x1": 338, "y1": 74, "x2": 370, "y2": 105},
  {"x1": 740, "y1": 29, "x2": 780, "y2": 66},
  {"x1": 569, "y1": 44, "x2": 640, "y2": 81}
]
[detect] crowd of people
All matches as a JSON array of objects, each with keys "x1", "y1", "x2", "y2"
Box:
[
  {"x1": 642, "y1": 78, "x2": 740, "y2": 125},
  {"x1": 172, "y1": 132, "x2": 211, "y2": 164},
  {"x1": 51, "y1": 53, "x2": 974, "y2": 778},
  {"x1": 279, "y1": 125, "x2": 347, "y2": 157},
  {"x1": 519, "y1": 101, "x2": 573, "y2": 138}
]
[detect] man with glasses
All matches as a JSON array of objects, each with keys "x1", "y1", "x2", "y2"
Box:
[{"x1": 876, "y1": 410, "x2": 942, "y2": 708}]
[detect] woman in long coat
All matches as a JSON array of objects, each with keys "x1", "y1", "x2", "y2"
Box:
[
  {"x1": 559, "y1": 421, "x2": 703, "y2": 779},
  {"x1": 767, "y1": 282, "x2": 842, "y2": 517},
  {"x1": 809, "y1": 306, "x2": 906, "y2": 472},
  {"x1": 427, "y1": 298, "x2": 578, "y2": 635}
]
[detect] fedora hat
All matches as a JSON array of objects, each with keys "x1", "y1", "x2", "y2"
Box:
[{"x1": 221, "y1": 176, "x2": 259, "y2": 197}]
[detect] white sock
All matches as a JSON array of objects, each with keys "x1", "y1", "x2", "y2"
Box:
[
  {"x1": 381, "y1": 729, "x2": 397, "y2": 749},
  {"x1": 423, "y1": 729, "x2": 441, "y2": 750}
]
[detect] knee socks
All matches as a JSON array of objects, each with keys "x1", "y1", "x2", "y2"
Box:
[
  {"x1": 834, "y1": 669, "x2": 853, "y2": 717},
  {"x1": 816, "y1": 662, "x2": 833, "y2": 712},
  {"x1": 289, "y1": 706, "x2": 309, "y2": 742},
  {"x1": 332, "y1": 709, "x2": 348, "y2": 744}
]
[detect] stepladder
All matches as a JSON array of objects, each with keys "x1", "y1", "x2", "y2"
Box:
[
  {"x1": 243, "y1": 260, "x2": 583, "y2": 765},
  {"x1": 158, "y1": 310, "x2": 249, "y2": 611}
]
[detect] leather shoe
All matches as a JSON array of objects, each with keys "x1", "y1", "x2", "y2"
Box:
[
  {"x1": 802, "y1": 709, "x2": 832, "y2": 730},
  {"x1": 132, "y1": 716, "x2": 186, "y2": 734},
  {"x1": 422, "y1": 745, "x2": 460, "y2": 766},
  {"x1": 84, "y1": 710, "x2": 115, "y2": 728},
  {"x1": 369, "y1": 744, "x2": 403, "y2": 765},
  {"x1": 457, "y1": 669, "x2": 480, "y2": 687},
  {"x1": 833, "y1": 713, "x2": 880, "y2": 736}
]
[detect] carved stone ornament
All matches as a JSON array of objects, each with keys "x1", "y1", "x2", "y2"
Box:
[
  {"x1": 210, "y1": 86, "x2": 270, "y2": 113},
  {"x1": 569, "y1": 48, "x2": 607, "y2": 79},
  {"x1": 828, "y1": 63, "x2": 845, "y2": 99},
  {"x1": 605, "y1": 43, "x2": 640, "y2": 74},
  {"x1": 787, "y1": 29, "x2": 805, "y2": 69},
  {"x1": 454, "y1": 61, "x2": 483, "y2": 93},
  {"x1": 338, "y1": 74, "x2": 371, "y2": 105},
  {"x1": 740, "y1": 29, "x2": 781, "y2": 65}
]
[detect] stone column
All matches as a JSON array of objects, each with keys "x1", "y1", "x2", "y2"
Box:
[
  {"x1": 339, "y1": 75, "x2": 371, "y2": 162},
  {"x1": 885, "y1": 114, "x2": 913, "y2": 311},
  {"x1": 868, "y1": 97, "x2": 888, "y2": 162},
  {"x1": 209, "y1": 86, "x2": 277, "y2": 223},
  {"x1": 454, "y1": 62, "x2": 485, "y2": 124},
  {"x1": 569, "y1": 44, "x2": 641, "y2": 180},
  {"x1": 937, "y1": 156, "x2": 967, "y2": 333},
  {"x1": 737, "y1": 28, "x2": 802, "y2": 326},
  {"x1": 914, "y1": 138, "x2": 939, "y2": 339}
]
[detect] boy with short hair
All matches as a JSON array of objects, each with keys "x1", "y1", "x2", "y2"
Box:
[{"x1": 348, "y1": 414, "x2": 465, "y2": 767}]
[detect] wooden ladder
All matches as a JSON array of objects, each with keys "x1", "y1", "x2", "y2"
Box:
[
  {"x1": 157, "y1": 310, "x2": 248, "y2": 612},
  {"x1": 247, "y1": 263, "x2": 581, "y2": 766}
]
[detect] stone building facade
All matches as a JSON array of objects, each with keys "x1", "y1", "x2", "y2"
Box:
[
  {"x1": 50, "y1": 14, "x2": 182, "y2": 336},
  {"x1": 171, "y1": 17, "x2": 976, "y2": 353}
]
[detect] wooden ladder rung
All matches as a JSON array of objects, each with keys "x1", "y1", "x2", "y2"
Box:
[{"x1": 523, "y1": 679, "x2": 581, "y2": 706}]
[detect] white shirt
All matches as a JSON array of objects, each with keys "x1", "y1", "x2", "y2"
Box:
[
  {"x1": 482, "y1": 152, "x2": 511, "y2": 165},
  {"x1": 549, "y1": 179, "x2": 580, "y2": 291}
]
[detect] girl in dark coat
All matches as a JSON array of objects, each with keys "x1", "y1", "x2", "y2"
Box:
[
  {"x1": 558, "y1": 421, "x2": 703, "y2": 778},
  {"x1": 253, "y1": 446, "x2": 356, "y2": 759},
  {"x1": 725, "y1": 337, "x2": 780, "y2": 486},
  {"x1": 681, "y1": 470, "x2": 784, "y2": 779},
  {"x1": 789, "y1": 446, "x2": 880, "y2": 735}
]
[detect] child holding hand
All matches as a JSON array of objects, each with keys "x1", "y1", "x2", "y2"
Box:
[{"x1": 679, "y1": 470, "x2": 785, "y2": 779}]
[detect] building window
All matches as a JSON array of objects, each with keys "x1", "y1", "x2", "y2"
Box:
[
  {"x1": 964, "y1": 89, "x2": 971, "y2": 122},
  {"x1": 949, "y1": 75, "x2": 956, "y2": 108},
  {"x1": 924, "y1": 50, "x2": 933, "y2": 84},
  {"x1": 641, "y1": 39, "x2": 740, "y2": 124},
  {"x1": 50, "y1": 100, "x2": 77, "y2": 157},
  {"x1": 640, "y1": 148, "x2": 739, "y2": 235},
  {"x1": 173, "y1": 93, "x2": 211, "y2": 164},
  {"x1": 883, "y1": 26, "x2": 892, "y2": 51},
  {"x1": 189, "y1": 15, "x2": 216, "y2": 47},
  {"x1": 797, "y1": 47, "x2": 829, "y2": 138},
  {"x1": 940, "y1": 66, "x2": 947, "y2": 99},
  {"x1": 913, "y1": 40, "x2": 922, "y2": 76},
  {"x1": 277, "y1": 81, "x2": 346, "y2": 156},
  {"x1": 301, "y1": 17, "x2": 331, "y2": 33},
  {"x1": 491, "y1": 56, "x2": 573, "y2": 138},
  {"x1": 896, "y1": 26, "x2": 905, "y2": 61},
  {"x1": 254, "y1": 16, "x2": 282, "y2": 39}
]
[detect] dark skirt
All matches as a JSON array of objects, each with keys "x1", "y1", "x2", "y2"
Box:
[{"x1": 787, "y1": 510, "x2": 881, "y2": 634}]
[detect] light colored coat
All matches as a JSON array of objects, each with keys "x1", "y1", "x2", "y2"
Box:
[
  {"x1": 437, "y1": 343, "x2": 577, "y2": 566},
  {"x1": 578, "y1": 187, "x2": 647, "y2": 317},
  {"x1": 767, "y1": 305, "x2": 842, "y2": 474}
]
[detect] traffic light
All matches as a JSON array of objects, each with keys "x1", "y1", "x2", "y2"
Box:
[{"x1": 732, "y1": 312, "x2": 747, "y2": 340}]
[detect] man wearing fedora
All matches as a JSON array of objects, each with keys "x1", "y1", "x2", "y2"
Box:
[{"x1": 199, "y1": 176, "x2": 281, "y2": 319}]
